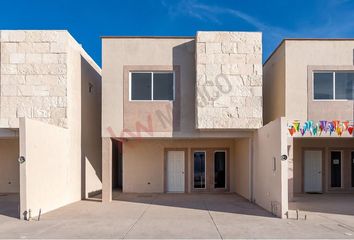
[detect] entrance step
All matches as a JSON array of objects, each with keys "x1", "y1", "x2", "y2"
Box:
[{"x1": 287, "y1": 209, "x2": 308, "y2": 220}]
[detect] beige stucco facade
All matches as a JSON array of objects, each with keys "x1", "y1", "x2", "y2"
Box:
[
  {"x1": 0, "y1": 30, "x2": 102, "y2": 219},
  {"x1": 264, "y1": 39, "x2": 354, "y2": 207},
  {"x1": 101, "y1": 32, "x2": 289, "y2": 218},
  {"x1": 264, "y1": 39, "x2": 354, "y2": 123}
]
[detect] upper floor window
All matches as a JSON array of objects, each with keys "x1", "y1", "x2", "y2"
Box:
[
  {"x1": 314, "y1": 71, "x2": 354, "y2": 100},
  {"x1": 130, "y1": 72, "x2": 174, "y2": 101}
]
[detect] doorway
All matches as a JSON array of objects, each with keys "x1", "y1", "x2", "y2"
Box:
[
  {"x1": 112, "y1": 139, "x2": 122, "y2": 191},
  {"x1": 330, "y1": 151, "x2": 342, "y2": 188},
  {"x1": 304, "y1": 150, "x2": 322, "y2": 193},
  {"x1": 166, "y1": 150, "x2": 185, "y2": 192},
  {"x1": 192, "y1": 149, "x2": 229, "y2": 192}
]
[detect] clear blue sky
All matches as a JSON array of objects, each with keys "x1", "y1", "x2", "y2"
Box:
[{"x1": 1, "y1": 0, "x2": 354, "y2": 66}]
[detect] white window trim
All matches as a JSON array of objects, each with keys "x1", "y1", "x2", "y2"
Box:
[
  {"x1": 313, "y1": 71, "x2": 354, "y2": 102},
  {"x1": 129, "y1": 71, "x2": 175, "y2": 102}
]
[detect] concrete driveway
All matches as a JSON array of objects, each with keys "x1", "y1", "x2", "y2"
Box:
[{"x1": 0, "y1": 193, "x2": 354, "y2": 239}]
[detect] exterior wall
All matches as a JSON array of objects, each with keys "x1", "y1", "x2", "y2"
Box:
[
  {"x1": 263, "y1": 43, "x2": 285, "y2": 124},
  {"x1": 285, "y1": 40, "x2": 354, "y2": 121},
  {"x1": 254, "y1": 118, "x2": 288, "y2": 218},
  {"x1": 234, "y1": 138, "x2": 251, "y2": 199},
  {"x1": 66, "y1": 37, "x2": 102, "y2": 198},
  {"x1": 122, "y1": 139, "x2": 237, "y2": 193},
  {"x1": 102, "y1": 37, "x2": 196, "y2": 138},
  {"x1": 19, "y1": 118, "x2": 75, "y2": 219},
  {"x1": 292, "y1": 138, "x2": 354, "y2": 195},
  {"x1": 80, "y1": 54, "x2": 102, "y2": 197},
  {"x1": 0, "y1": 30, "x2": 69, "y2": 128},
  {"x1": 195, "y1": 31, "x2": 262, "y2": 129},
  {"x1": 0, "y1": 138, "x2": 19, "y2": 193}
]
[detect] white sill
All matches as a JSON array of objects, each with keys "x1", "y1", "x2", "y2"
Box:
[
  {"x1": 129, "y1": 100, "x2": 175, "y2": 102},
  {"x1": 312, "y1": 99, "x2": 352, "y2": 102}
]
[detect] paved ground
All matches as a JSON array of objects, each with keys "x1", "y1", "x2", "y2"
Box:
[{"x1": 0, "y1": 193, "x2": 354, "y2": 239}]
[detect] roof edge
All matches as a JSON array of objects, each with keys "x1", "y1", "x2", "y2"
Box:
[
  {"x1": 264, "y1": 38, "x2": 354, "y2": 65},
  {"x1": 101, "y1": 36, "x2": 195, "y2": 39}
]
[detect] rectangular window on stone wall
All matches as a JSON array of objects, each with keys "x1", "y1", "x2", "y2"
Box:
[{"x1": 130, "y1": 72, "x2": 174, "y2": 101}]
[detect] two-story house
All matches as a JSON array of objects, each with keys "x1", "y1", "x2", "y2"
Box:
[
  {"x1": 101, "y1": 32, "x2": 290, "y2": 218},
  {"x1": 264, "y1": 39, "x2": 354, "y2": 213},
  {"x1": 0, "y1": 30, "x2": 102, "y2": 219}
]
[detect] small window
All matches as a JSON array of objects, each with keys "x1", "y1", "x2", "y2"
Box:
[
  {"x1": 314, "y1": 72, "x2": 333, "y2": 100},
  {"x1": 130, "y1": 72, "x2": 174, "y2": 101}
]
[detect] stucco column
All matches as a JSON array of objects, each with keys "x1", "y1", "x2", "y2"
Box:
[{"x1": 102, "y1": 137, "x2": 112, "y2": 202}]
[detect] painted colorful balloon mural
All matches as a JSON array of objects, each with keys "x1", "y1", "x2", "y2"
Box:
[{"x1": 287, "y1": 120, "x2": 354, "y2": 137}]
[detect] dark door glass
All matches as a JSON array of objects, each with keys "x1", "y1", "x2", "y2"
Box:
[
  {"x1": 214, "y1": 152, "x2": 226, "y2": 188},
  {"x1": 194, "y1": 152, "x2": 205, "y2": 189},
  {"x1": 131, "y1": 73, "x2": 152, "y2": 100},
  {"x1": 331, "y1": 151, "x2": 341, "y2": 188}
]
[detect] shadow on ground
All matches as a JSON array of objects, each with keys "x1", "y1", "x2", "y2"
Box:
[
  {"x1": 289, "y1": 193, "x2": 354, "y2": 216},
  {"x1": 0, "y1": 193, "x2": 19, "y2": 218},
  {"x1": 91, "y1": 191, "x2": 274, "y2": 218}
]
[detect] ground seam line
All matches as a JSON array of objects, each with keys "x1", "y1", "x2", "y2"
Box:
[
  {"x1": 203, "y1": 199, "x2": 223, "y2": 240},
  {"x1": 121, "y1": 195, "x2": 158, "y2": 239}
]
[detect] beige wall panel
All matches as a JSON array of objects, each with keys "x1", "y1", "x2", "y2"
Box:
[
  {"x1": 263, "y1": 43, "x2": 286, "y2": 124},
  {"x1": 254, "y1": 117, "x2": 288, "y2": 218},
  {"x1": 234, "y1": 138, "x2": 251, "y2": 199}
]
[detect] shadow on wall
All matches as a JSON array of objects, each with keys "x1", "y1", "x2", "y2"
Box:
[
  {"x1": 171, "y1": 40, "x2": 196, "y2": 136},
  {"x1": 80, "y1": 56, "x2": 102, "y2": 199}
]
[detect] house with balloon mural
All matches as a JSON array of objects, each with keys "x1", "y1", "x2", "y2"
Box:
[{"x1": 264, "y1": 38, "x2": 354, "y2": 211}]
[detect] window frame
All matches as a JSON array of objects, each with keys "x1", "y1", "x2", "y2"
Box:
[
  {"x1": 129, "y1": 71, "x2": 175, "y2": 102},
  {"x1": 313, "y1": 70, "x2": 354, "y2": 101}
]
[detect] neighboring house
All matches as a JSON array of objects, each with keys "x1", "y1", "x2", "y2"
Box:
[
  {"x1": 101, "y1": 32, "x2": 289, "y2": 218},
  {"x1": 264, "y1": 39, "x2": 354, "y2": 206},
  {"x1": 0, "y1": 30, "x2": 102, "y2": 219}
]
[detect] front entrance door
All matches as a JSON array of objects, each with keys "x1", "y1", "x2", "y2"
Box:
[
  {"x1": 330, "y1": 151, "x2": 342, "y2": 188},
  {"x1": 304, "y1": 150, "x2": 322, "y2": 193},
  {"x1": 166, "y1": 151, "x2": 185, "y2": 192}
]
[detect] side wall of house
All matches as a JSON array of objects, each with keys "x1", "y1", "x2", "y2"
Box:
[
  {"x1": 19, "y1": 118, "x2": 74, "y2": 218},
  {"x1": 254, "y1": 118, "x2": 288, "y2": 218},
  {"x1": 263, "y1": 43, "x2": 286, "y2": 125},
  {"x1": 66, "y1": 37, "x2": 102, "y2": 198},
  {"x1": 0, "y1": 138, "x2": 19, "y2": 193}
]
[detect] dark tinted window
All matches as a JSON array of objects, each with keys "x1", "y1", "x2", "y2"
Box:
[
  {"x1": 153, "y1": 73, "x2": 174, "y2": 100},
  {"x1": 335, "y1": 72, "x2": 354, "y2": 100},
  {"x1": 131, "y1": 73, "x2": 152, "y2": 100},
  {"x1": 314, "y1": 73, "x2": 333, "y2": 100}
]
